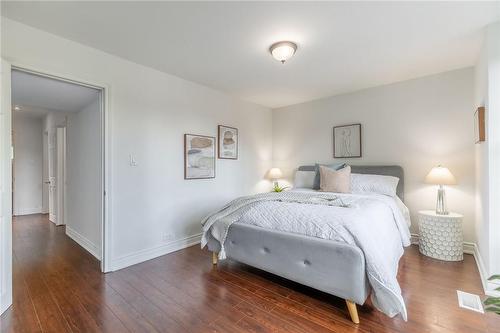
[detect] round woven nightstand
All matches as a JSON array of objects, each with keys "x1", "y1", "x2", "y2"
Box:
[{"x1": 417, "y1": 210, "x2": 463, "y2": 261}]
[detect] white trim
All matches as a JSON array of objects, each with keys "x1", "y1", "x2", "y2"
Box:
[
  {"x1": 470, "y1": 242, "x2": 490, "y2": 295},
  {"x1": 0, "y1": 59, "x2": 13, "y2": 315},
  {"x1": 66, "y1": 226, "x2": 101, "y2": 260},
  {"x1": 411, "y1": 233, "x2": 491, "y2": 295},
  {"x1": 13, "y1": 207, "x2": 43, "y2": 216},
  {"x1": 111, "y1": 233, "x2": 202, "y2": 271}
]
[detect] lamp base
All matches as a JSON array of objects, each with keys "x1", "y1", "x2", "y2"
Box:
[{"x1": 436, "y1": 185, "x2": 448, "y2": 215}]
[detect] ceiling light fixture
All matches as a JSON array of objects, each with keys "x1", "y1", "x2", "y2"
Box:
[{"x1": 269, "y1": 41, "x2": 297, "y2": 64}]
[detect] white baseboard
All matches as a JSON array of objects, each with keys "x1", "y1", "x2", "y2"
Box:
[
  {"x1": 411, "y1": 233, "x2": 492, "y2": 295},
  {"x1": 13, "y1": 207, "x2": 42, "y2": 216},
  {"x1": 66, "y1": 226, "x2": 101, "y2": 260},
  {"x1": 111, "y1": 233, "x2": 202, "y2": 271}
]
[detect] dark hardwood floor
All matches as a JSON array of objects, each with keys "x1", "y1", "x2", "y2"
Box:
[{"x1": 1, "y1": 214, "x2": 499, "y2": 333}]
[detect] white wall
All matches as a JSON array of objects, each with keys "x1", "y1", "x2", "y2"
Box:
[
  {"x1": 475, "y1": 21, "x2": 500, "y2": 279},
  {"x1": 43, "y1": 111, "x2": 68, "y2": 133},
  {"x1": 12, "y1": 113, "x2": 43, "y2": 215},
  {"x1": 1, "y1": 18, "x2": 273, "y2": 269},
  {"x1": 273, "y1": 68, "x2": 475, "y2": 241},
  {"x1": 474, "y1": 32, "x2": 490, "y2": 275},
  {"x1": 66, "y1": 98, "x2": 102, "y2": 258}
]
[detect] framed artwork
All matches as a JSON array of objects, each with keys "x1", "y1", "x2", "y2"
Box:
[
  {"x1": 474, "y1": 106, "x2": 485, "y2": 143},
  {"x1": 333, "y1": 123, "x2": 362, "y2": 158},
  {"x1": 184, "y1": 134, "x2": 216, "y2": 179},
  {"x1": 218, "y1": 125, "x2": 238, "y2": 159}
]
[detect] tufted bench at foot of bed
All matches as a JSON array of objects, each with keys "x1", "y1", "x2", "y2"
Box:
[{"x1": 207, "y1": 223, "x2": 369, "y2": 324}]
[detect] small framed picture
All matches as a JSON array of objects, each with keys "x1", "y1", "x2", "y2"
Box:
[
  {"x1": 184, "y1": 134, "x2": 216, "y2": 179},
  {"x1": 333, "y1": 123, "x2": 362, "y2": 158},
  {"x1": 474, "y1": 106, "x2": 485, "y2": 143},
  {"x1": 218, "y1": 125, "x2": 238, "y2": 159}
]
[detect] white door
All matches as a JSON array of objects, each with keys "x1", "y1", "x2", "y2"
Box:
[
  {"x1": 48, "y1": 129, "x2": 57, "y2": 223},
  {"x1": 56, "y1": 127, "x2": 66, "y2": 226},
  {"x1": 42, "y1": 132, "x2": 49, "y2": 214},
  {"x1": 0, "y1": 60, "x2": 13, "y2": 315}
]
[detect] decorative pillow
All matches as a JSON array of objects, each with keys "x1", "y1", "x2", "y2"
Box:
[
  {"x1": 351, "y1": 173, "x2": 399, "y2": 197},
  {"x1": 294, "y1": 170, "x2": 316, "y2": 189},
  {"x1": 313, "y1": 162, "x2": 346, "y2": 190},
  {"x1": 319, "y1": 165, "x2": 351, "y2": 193}
]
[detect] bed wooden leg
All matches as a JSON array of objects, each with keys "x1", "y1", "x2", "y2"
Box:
[
  {"x1": 346, "y1": 300, "x2": 360, "y2": 324},
  {"x1": 212, "y1": 252, "x2": 218, "y2": 266}
]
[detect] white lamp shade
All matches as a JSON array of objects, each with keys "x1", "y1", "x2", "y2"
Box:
[
  {"x1": 425, "y1": 166, "x2": 457, "y2": 185},
  {"x1": 268, "y1": 167, "x2": 283, "y2": 180}
]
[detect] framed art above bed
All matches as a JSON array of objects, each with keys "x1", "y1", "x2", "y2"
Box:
[{"x1": 333, "y1": 123, "x2": 362, "y2": 158}]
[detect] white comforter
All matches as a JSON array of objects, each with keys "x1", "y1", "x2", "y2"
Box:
[{"x1": 201, "y1": 190, "x2": 411, "y2": 320}]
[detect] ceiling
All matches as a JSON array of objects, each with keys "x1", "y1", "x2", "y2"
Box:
[
  {"x1": 3, "y1": 1, "x2": 500, "y2": 108},
  {"x1": 12, "y1": 70, "x2": 100, "y2": 118}
]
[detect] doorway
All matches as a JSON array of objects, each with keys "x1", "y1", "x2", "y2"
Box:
[
  {"x1": 11, "y1": 68, "x2": 104, "y2": 256},
  {"x1": 0, "y1": 63, "x2": 109, "y2": 314}
]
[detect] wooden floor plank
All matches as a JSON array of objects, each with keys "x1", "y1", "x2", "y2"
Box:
[{"x1": 2, "y1": 214, "x2": 499, "y2": 333}]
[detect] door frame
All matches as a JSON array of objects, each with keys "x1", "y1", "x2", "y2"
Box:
[
  {"x1": 4, "y1": 63, "x2": 112, "y2": 279},
  {"x1": 1, "y1": 60, "x2": 13, "y2": 315}
]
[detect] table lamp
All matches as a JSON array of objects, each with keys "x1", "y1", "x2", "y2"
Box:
[
  {"x1": 268, "y1": 168, "x2": 283, "y2": 188},
  {"x1": 425, "y1": 165, "x2": 457, "y2": 215}
]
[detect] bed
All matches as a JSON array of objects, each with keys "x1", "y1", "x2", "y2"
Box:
[{"x1": 203, "y1": 165, "x2": 409, "y2": 324}]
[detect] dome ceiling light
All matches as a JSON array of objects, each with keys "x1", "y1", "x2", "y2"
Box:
[{"x1": 269, "y1": 41, "x2": 297, "y2": 64}]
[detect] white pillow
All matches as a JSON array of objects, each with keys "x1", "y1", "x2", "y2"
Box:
[
  {"x1": 351, "y1": 173, "x2": 399, "y2": 197},
  {"x1": 294, "y1": 170, "x2": 316, "y2": 189}
]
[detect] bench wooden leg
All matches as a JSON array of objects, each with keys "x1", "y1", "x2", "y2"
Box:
[
  {"x1": 346, "y1": 300, "x2": 360, "y2": 324},
  {"x1": 212, "y1": 252, "x2": 218, "y2": 266}
]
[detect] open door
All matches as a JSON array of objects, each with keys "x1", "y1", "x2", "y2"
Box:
[
  {"x1": 0, "y1": 60, "x2": 13, "y2": 315},
  {"x1": 48, "y1": 129, "x2": 57, "y2": 223},
  {"x1": 56, "y1": 127, "x2": 66, "y2": 226}
]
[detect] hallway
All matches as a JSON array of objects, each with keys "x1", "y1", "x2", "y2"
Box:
[{"x1": 0, "y1": 214, "x2": 110, "y2": 332}]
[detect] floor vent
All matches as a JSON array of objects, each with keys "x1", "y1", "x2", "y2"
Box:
[{"x1": 457, "y1": 290, "x2": 484, "y2": 313}]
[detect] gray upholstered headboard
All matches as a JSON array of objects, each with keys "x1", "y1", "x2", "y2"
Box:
[{"x1": 297, "y1": 165, "x2": 405, "y2": 201}]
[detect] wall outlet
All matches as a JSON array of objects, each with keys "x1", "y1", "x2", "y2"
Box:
[{"x1": 162, "y1": 232, "x2": 174, "y2": 242}]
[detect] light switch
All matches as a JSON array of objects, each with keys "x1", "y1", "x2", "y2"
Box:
[{"x1": 129, "y1": 154, "x2": 138, "y2": 167}]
